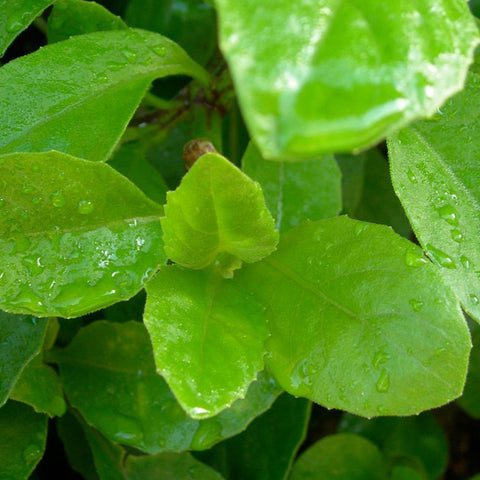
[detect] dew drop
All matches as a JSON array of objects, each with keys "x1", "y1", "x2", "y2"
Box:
[
  {"x1": 426, "y1": 244, "x2": 456, "y2": 269},
  {"x1": 6, "y1": 12, "x2": 24, "y2": 33},
  {"x1": 451, "y1": 229, "x2": 464, "y2": 243},
  {"x1": 50, "y1": 191, "x2": 65, "y2": 208},
  {"x1": 23, "y1": 444, "x2": 41, "y2": 463},
  {"x1": 152, "y1": 45, "x2": 166, "y2": 56},
  {"x1": 409, "y1": 299, "x2": 424, "y2": 312},
  {"x1": 470, "y1": 294, "x2": 479, "y2": 305},
  {"x1": 372, "y1": 349, "x2": 389, "y2": 369},
  {"x1": 405, "y1": 250, "x2": 428, "y2": 267},
  {"x1": 190, "y1": 418, "x2": 222, "y2": 450},
  {"x1": 0, "y1": 198, "x2": 5, "y2": 208},
  {"x1": 436, "y1": 204, "x2": 459, "y2": 226},
  {"x1": 354, "y1": 223, "x2": 367, "y2": 235},
  {"x1": 122, "y1": 49, "x2": 137, "y2": 63},
  {"x1": 21, "y1": 184, "x2": 34, "y2": 195},
  {"x1": 406, "y1": 169, "x2": 418, "y2": 183},
  {"x1": 78, "y1": 200, "x2": 94, "y2": 215},
  {"x1": 376, "y1": 369, "x2": 390, "y2": 393},
  {"x1": 461, "y1": 256, "x2": 471, "y2": 269}
]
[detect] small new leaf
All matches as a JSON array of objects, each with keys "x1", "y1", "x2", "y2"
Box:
[{"x1": 162, "y1": 153, "x2": 278, "y2": 269}]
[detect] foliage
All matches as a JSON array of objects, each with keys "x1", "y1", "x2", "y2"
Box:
[{"x1": 1, "y1": 0, "x2": 480, "y2": 478}]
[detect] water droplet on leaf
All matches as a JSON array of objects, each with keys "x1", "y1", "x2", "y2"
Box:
[
  {"x1": 78, "y1": 200, "x2": 94, "y2": 215},
  {"x1": 409, "y1": 299, "x2": 424, "y2": 312},
  {"x1": 376, "y1": 369, "x2": 390, "y2": 393},
  {"x1": 436, "y1": 204, "x2": 459, "y2": 226},
  {"x1": 50, "y1": 191, "x2": 65, "y2": 208},
  {"x1": 427, "y1": 244, "x2": 456, "y2": 269}
]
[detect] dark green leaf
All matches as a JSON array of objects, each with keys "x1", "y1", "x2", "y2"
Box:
[
  {"x1": 215, "y1": 0, "x2": 479, "y2": 158},
  {"x1": 338, "y1": 413, "x2": 447, "y2": 479},
  {"x1": 57, "y1": 411, "x2": 100, "y2": 480},
  {"x1": 390, "y1": 466, "x2": 425, "y2": 480},
  {"x1": 458, "y1": 328, "x2": 480, "y2": 418},
  {"x1": 242, "y1": 142, "x2": 341, "y2": 232},
  {"x1": 0, "y1": 312, "x2": 47, "y2": 407},
  {"x1": 337, "y1": 150, "x2": 411, "y2": 237},
  {"x1": 109, "y1": 141, "x2": 168, "y2": 206},
  {"x1": 197, "y1": 394, "x2": 311, "y2": 480},
  {"x1": 0, "y1": 0, "x2": 54, "y2": 58},
  {"x1": 0, "y1": 28, "x2": 208, "y2": 161},
  {"x1": 162, "y1": 153, "x2": 278, "y2": 269},
  {"x1": 84, "y1": 424, "x2": 226, "y2": 480},
  {"x1": 55, "y1": 321, "x2": 280, "y2": 453},
  {"x1": 389, "y1": 64, "x2": 480, "y2": 321},
  {"x1": 236, "y1": 217, "x2": 470, "y2": 417},
  {"x1": 125, "y1": 0, "x2": 217, "y2": 66},
  {"x1": 144, "y1": 265, "x2": 267, "y2": 418},
  {"x1": 0, "y1": 151, "x2": 166, "y2": 318},
  {"x1": 10, "y1": 355, "x2": 66, "y2": 417},
  {"x1": 290, "y1": 433, "x2": 386, "y2": 480},
  {"x1": 336, "y1": 153, "x2": 366, "y2": 216},
  {"x1": 0, "y1": 401, "x2": 47, "y2": 480},
  {"x1": 47, "y1": 0, "x2": 127, "y2": 44}
]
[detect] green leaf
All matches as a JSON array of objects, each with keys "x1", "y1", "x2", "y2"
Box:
[
  {"x1": 197, "y1": 394, "x2": 311, "y2": 480},
  {"x1": 338, "y1": 413, "x2": 447, "y2": 480},
  {"x1": 390, "y1": 466, "x2": 425, "y2": 480},
  {"x1": 0, "y1": 312, "x2": 47, "y2": 407},
  {"x1": 0, "y1": 0, "x2": 55, "y2": 58},
  {"x1": 241, "y1": 142, "x2": 341, "y2": 232},
  {"x1": 290, "y1": 433, "x2": 386, "y2": 480},
  {"x1": 0, "y1": 151, "x2": 166, "y2": 318},
  {"x1": 236, "y1": 217, "x2": 470, "y2": 417},
  {"x1": 337, "y1": 150, "x2": 411, "y2": 237},
  {"x1": 162, "y1": 153, "x2": 278, "y2": 269},
  {"x1": 389, "y1": 64, "x2": 480, "y2": 322},
  {"x1": 109, "y1": 141, "x2": 168, "y2": 206},
  {"x1": 0, "y1": 401, "x2": 47, "y2": 480},
  {"x1": 144, "y1": 265, "x2": 267, "y2": 419},
  {"x1": 0, "y1": 28, "x2": 208, "y2": 161},
  {"x1": 458, "y1": 328, "x2": 480, "y2": 418},
  {"x1": 84, "y1": 424, "x2": 226, "y2": 480},
  {"x1": 47, "y1": 0, "x2": 127, "y2": 44},
  {"x1": 214, "y1": 0, "x2": 479, "y2": 159},
  {"x1": 57, "y1": 411, "x2": 100, "y2": 480},
  {"x1": 125, "y1": 0, "x2": 217, "y2": 66},
  {"x1": 54, "y1": 321, "x2": 280, "y2": 453},
  {"x1": 10, "y1": 355, "x2": 66, "y2": 417}
]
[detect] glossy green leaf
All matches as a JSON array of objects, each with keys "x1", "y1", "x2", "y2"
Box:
[
  {"x1": 125, "y1": 0, "x2": 216, "y2": 66},
  {"x1": 144, "y1": 265, "x2": 267, "y2": 419},
  {"x1": 389, "y1": 64, "x2": 480, "y2": 322},
  {"x1": 215, "y1": 0, "x2": 479, "y2": 159},
  {"x1": 55, "y1": 321, "x2": 280, "y2": 453},
  {"x1": 0, "y1": 0, "x2": 55, "y2": 58},
  {"x1": 0, "y1": 312, "x2": 47, "y2": 407},
  {"x1": 197, "y1": 394, "x2": 311, "y2": 480},
  {"x1": 236, "y1": 217, "x2": 470, "y2": 417},
  {"x1": 84, "y1": 424, "x2": 226, "y2": 480},
  {"x1": 57, "y1": 411, "x2": 100, "y2": 480},
  {"x1": 290, "y1": 433, "x2": 386, "y2": 480},
  {"x1": 458, "y1": 328, "x2": 480, "y2": 418},
  {"x1": 338, "y1": 413, "x2": 447, "y2": 480},
  {"x1": 241, "y1": 142, "x2": 341, "y2": 232},
  {"x1": 47, "y1": 0, "x2": 127, "y2": 44},
  {"x1": 162, "y1": 153, "x2": 278, "y2": 269},
  {"x1": 0, "y1": 28, "x2": 208, "y2": 161},
  {"x1": 0, "y1": 151, "x2": 166, "y2": 318},
  {"x1": 10, "y1": 355, "x2": 66, "y2": 417},
  {"x1": 0, "y1": 401, "x2": 47, "y2": 480},
  {"x1": 337, "y1": 150, "x2": 411, "y2": 237},
  {"x1": 109, "y1": 141, "x2": 168, "y2": 206}
]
